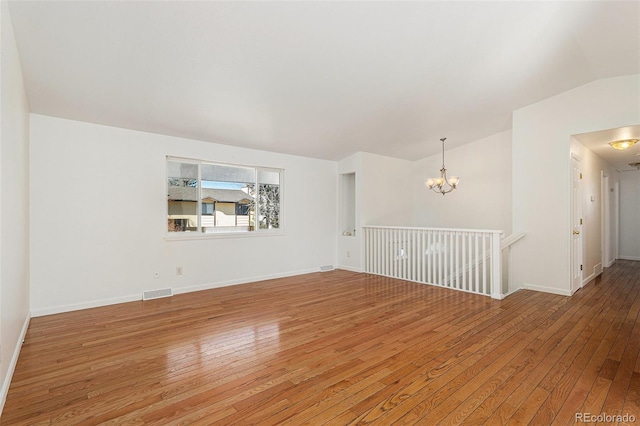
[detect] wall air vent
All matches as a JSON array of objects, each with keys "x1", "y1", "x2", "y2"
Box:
[
  {"x1": 143, "y1": 288, "x2": 173, "y2": 300},
  {"x1": 320, "y1": 265, "x2": 335, "y2": 272}
]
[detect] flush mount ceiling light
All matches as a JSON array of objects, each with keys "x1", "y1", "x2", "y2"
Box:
[
  {"x1": 609, "y1": 139, "x2": 638, "y2": 150},
  {"x1": 425, "y1": 137, "x2": 459, "y2": 195}
]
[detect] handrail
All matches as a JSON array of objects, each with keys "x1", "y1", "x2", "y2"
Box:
[
  {"x1": 501, "y1": 233, "x2": 525, "y2": 250},
  {"x1": 363, "y1": 225, "x2": 503, "y2": 234}
]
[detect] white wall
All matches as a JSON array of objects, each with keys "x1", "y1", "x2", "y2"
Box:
[
  {"x1": 619, "y1": 170, "x2": 640, "y2": 260},
  {"x1": 571, "y1": 138, "x2": 620, "y2": 282},
  {"x1": 412, "y1": 130, "x2": 512, "y2": 233},
  {"x1": 359, "y1": 152, "x2": 413, "y2": 227},
  {"x1": 512, "y1": 74, "x2": 640, "y2": 296},
  {"x1": 336, "y1": 152, "x2": 413, "y2": 271},
  {"x1": 0, "y1": 0, "x2": 31, "y2": 413},
  {"x1": 29, "y1": 115, "x2": 337, "y2": 315}
]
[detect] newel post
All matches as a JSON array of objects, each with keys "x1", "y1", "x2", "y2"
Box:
[{"x1": 491, "y1": 231, "x2": 503, "y2": 300}]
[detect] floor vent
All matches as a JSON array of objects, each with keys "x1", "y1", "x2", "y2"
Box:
[
  {"x1": 143, "y1": 288, "x2": 173, "y2": 300},
  {"x1": 320, "y1": 265, "x2": 335, "y2": 272}
]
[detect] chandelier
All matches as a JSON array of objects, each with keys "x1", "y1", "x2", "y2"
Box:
[{"x1": 425, "y1": 137, "x2": 459, "y2": 195}]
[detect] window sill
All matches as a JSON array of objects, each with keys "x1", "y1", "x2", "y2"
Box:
[{"x1": 165, "y1": 230, "x2": 285, "y2": 241}]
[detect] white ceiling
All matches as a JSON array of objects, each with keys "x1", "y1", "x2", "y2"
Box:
[
  {"x1": 573, "y1": 125, "x2": 640, "y2": 172},
  {"x1": 7, "y1": 1, "x2": 640, "y2": 161}
]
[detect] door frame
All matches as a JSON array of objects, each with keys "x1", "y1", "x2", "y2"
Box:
[
  {"x1": 601, "y1": 172, "x2": 611, "y2": 268},
  {"x1": 570, "y1": 153, "x2": 583, "y2": 294}
]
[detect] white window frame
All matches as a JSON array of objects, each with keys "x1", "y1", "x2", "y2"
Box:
[{"x1": 166, "y1": 156, "x2": 284, "y2": 240}]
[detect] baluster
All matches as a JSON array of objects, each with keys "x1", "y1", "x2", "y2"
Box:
[
  {"x1": 389, "y1": 228, "x2": 398, "y2": 277},
  {"x1": 419, "y1": 230, "x2": 424, "y2": 283},
  {"x1": 398, "y1": 228, "x2": 403, "y2": 279},
  {"x1": 412, "y1": 228, "x2": 417, "y2": 282},
  {"x1": 443, "y1": 230, "x2": 448, "y2": 286},
  {"x1": 461, "y1": 232, "x2": 466, "y2": 291},
  {"x1": 403, "y1": 228, "x2": 408, "y2": 280},
  {"x1": 364, "y1": 228, "x2": 368, "y2": 273},
  {"x1": 398, "y1": 228, "x2": 402, "y2": 279},
  {"x1": 449, "y1": 232, "x2": 454, "y2": 289},
  {"x1": 390, "y1": 229, "x2": 394, "y2": 277},
  {"x1": 482, "y1": 233, "x2": 488, "y2": 295},
  {"x1": 468, "y1": 232, "x2": 473, "y2": 291},
  {"x1": 420, "y1": 231, "x2": 427, "y2": 283},
  {"x1": 372, "y1": 228, "x2": 377, "y2": 275},
  {"x1": 474, "y1": 233, "x2": 480, "y2": 294},
  {"x1": 427, "y1": 230, "x2": 432, "y2": 284},
  {"x1": 393, "y1": 228, "x2": 398, "y2": 278},
  {"x1": 382, "y1": 228, "x2": 387, "y2": 276},
  {"x1": 438, "y1": 230, "x2": 443, "y2": 286},
  {"x1": 455, "y1": 232, "x2": 460, "y2": 290},
  {"x1": 367, "y1": 228, "x2": 371, "y2": 274},
  {"x1": 376, "y1": 228, "x2": 380, "y2": 275},
  {"x1": 363, "y1": 228, "x2": 367, "y2": 272}
]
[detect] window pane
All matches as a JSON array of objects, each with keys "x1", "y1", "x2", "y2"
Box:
[
  {"x1": 201, "y1": 163, "x2": 255, "y2": 233},
  {"x1": 202, "y1": 202, "x2": 214, "y2": 215},
  {"x1": 167, "y1": 161, "x2": 198, "y2": 232},
  {"x1": 258, "y1": 169, "x2": 280, "y2": 230},
  {"x1": 201, "y1": 163, "x2": 254, "y2": 183}
]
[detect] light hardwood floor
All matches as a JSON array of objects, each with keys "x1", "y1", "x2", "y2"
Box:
[{"x1": 2, "y1": 260, "x2": 640, "y2": 425}]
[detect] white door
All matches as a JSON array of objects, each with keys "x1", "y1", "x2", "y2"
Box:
[
  {"x1": 571, "y1": 154, "x2": 583, "y2": 294},
  {"x1": 614, "y1": 182, "x2": 620, "y2": 261},
  {"x1": 602, "y1": 174, "x2": 611, "y2": 267}
]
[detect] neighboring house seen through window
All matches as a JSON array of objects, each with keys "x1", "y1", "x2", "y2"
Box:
[
  {"x1": 202, "y1": 202, "x2": 214, "y2": 215},
  {"x1": 167, "y1": 158, "x2": 282, "y2": 235}
]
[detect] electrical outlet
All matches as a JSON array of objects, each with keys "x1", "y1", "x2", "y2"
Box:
[
  {"x1": 347, "y1": 251, "x2": 351, "y2": 258},
  {"x1": 154, "y1": 272, "x2": 159, "y2": 279},
  {"x1": 176, "y1": 266, "x2": 183, "y2": 275}
]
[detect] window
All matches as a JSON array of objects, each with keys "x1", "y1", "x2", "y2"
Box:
[
  {"x1": 202, "y1": 202, "x2": 214, "y2": 215},
  {"x1": 167, "y1": 157, "x2": 283, "y2": 236}
]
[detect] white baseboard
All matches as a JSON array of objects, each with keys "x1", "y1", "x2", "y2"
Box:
[
  {"x1": 31, "y1": 294, "x2": 141, "y2": 318},
  {"x1": 32, "y1": 268, "x2": 325, "y2": 317},
  {"x1": 619, "y1": 256, "x2": 640, "y2": 261},
  {"x1": 523, "y1": 283, "x2": 572, "y2": 297},
  {"x1": 0, "y1": 313, "x2": 31, "y2": 415},
  {"x1": 582, "y1": 272, "x2": 596, "y2": 287},
  {"x1": 172, "y1": 268, "x2": 320, "y2": 295},
  {"x1": 336, "y1": 265, "x2": 362, "y2": 273},
  {"x1": 502, "y1": 287, "x2": 523, "y2": 298}
]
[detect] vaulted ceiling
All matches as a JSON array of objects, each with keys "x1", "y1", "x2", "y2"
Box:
[{"x1": 7, "y1": 1, "x2": 640, "y2": 161}]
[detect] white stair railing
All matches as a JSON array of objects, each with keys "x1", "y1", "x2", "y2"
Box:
[{"x1": 363, "y1": 225, "x2": 504, "y2": 299}]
